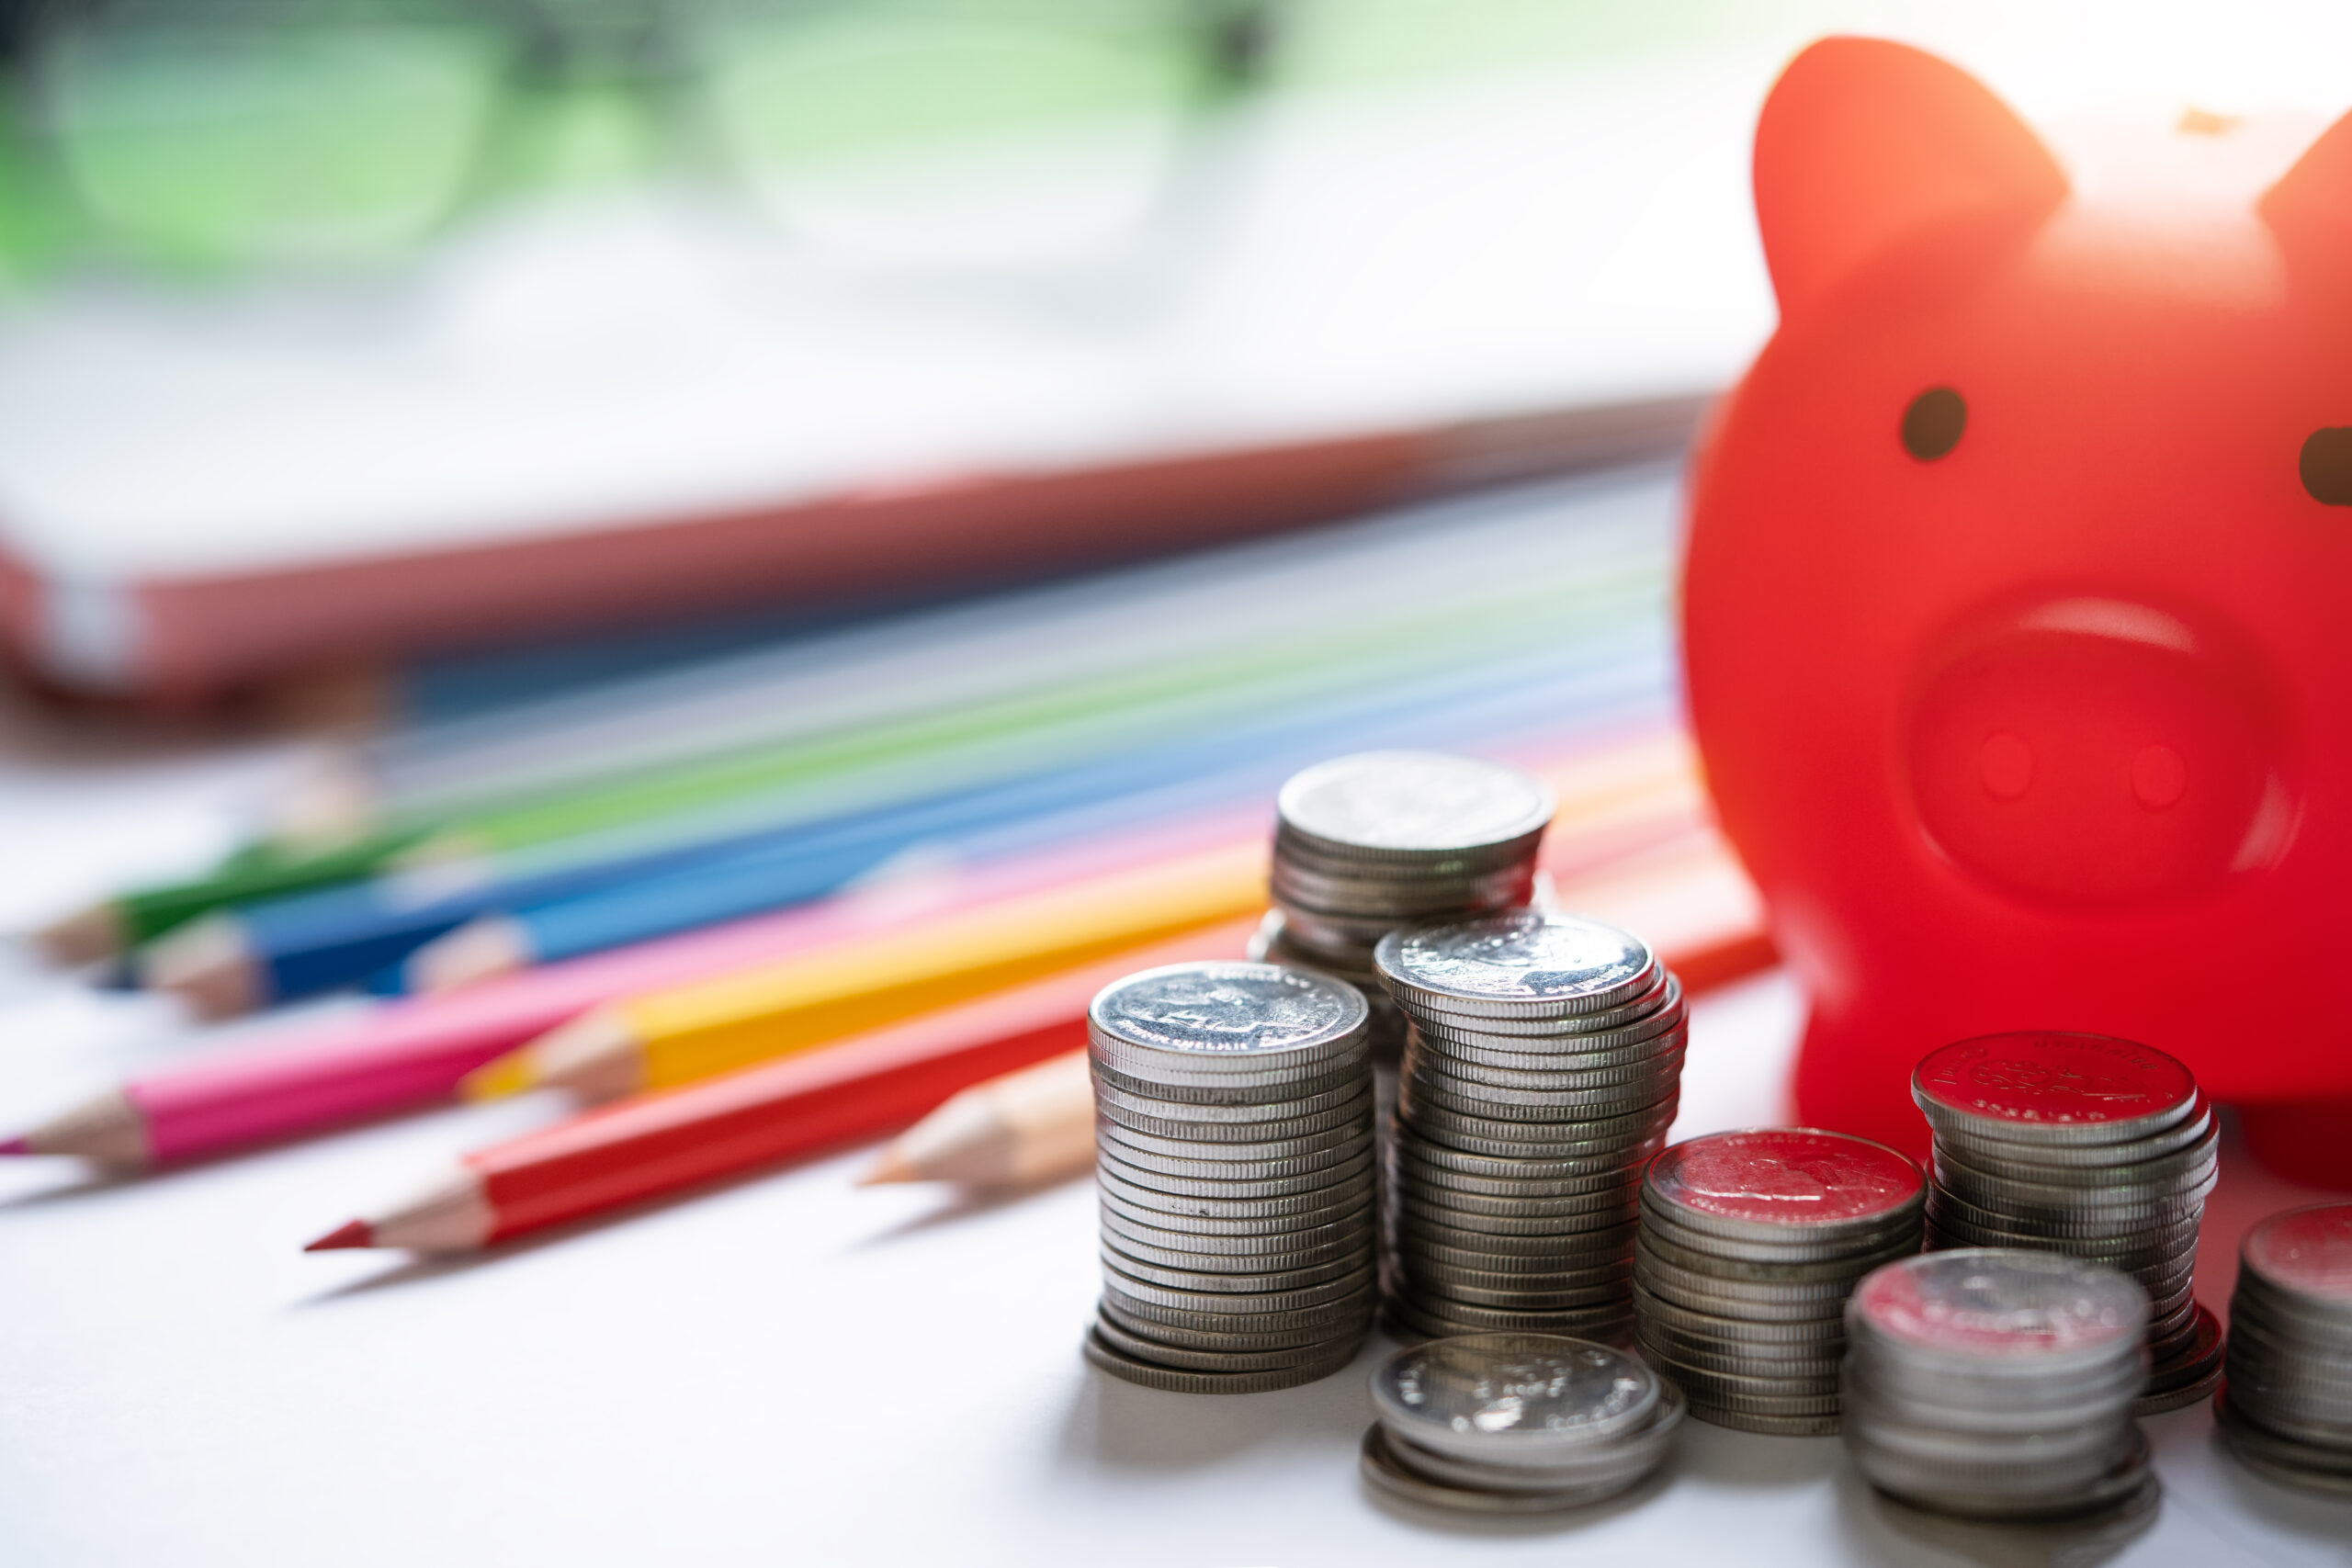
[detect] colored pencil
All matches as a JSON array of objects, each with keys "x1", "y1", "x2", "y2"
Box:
[
  {"x1": 462, "y1": 731, "x2": 1712, "y2": 1101},
  {"x1": 383, "y1": 640, "x2": 1671, "y2": 998},
  {"x1": 307, "y1": 842, "x2": 1771, "y2": 1253},
  {"x1": 860, "y1": 1052, "x2": 1097, "y2": 1190},
  {"x1": 0, "y1": 807, "x2": 1272, "y2": 1169},
  {"x1": 35, "y1": 468, "x2": 1674, "y2": 961},
  {"x1": 299, "y1": 467, "x2": 1677, "y2": 839},
  {"x1": 5, "y1": 725, "x2": 1690, "y2": 1168},
  {"x1": 301, "y1": 920, "x2": 1260, "y2": 1252},
  {"x1": 462, "y1": 843, "x2": 1272, "y2": 1100}
]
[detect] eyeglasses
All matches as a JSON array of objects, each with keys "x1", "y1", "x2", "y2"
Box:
[{"x1": 0, "y1": 0, "x2": 1280, "y2": 280}]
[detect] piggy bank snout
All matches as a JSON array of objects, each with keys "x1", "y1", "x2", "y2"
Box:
[{"x1": 1905, "y1": 601, "x2": 2294, "y2": 902}]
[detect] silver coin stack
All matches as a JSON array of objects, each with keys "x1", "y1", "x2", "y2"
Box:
[
  {"x1": 2216, "y1": 1201, "x2": 2352, "y2": 1495},
  {"x1": 1374, "y1": 909, "x2": 1685, "y2": 1344},
  {"x1": 1361, "y1": 1332, "x2": 1685, "y2": 1512},
  {"x1": 1913, "y1": 1031, "x2": 2222, "y2": 1414},
  {"x1": 1261, "y1": 751, "x2": 1555, "y2": 1059},
  {"x1": 1634, "y1": 1128, "x2": 1924, "y2": 1435},
  {"x1": 1843, "y1": 1249, "x2": 2154, "y2": 1522},
  {"x1": 1084, "y1": 961, "x2": 1378, "y2": 1393}
]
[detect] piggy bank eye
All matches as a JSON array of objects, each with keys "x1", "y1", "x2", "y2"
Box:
[
  {"x1": 2301, "y1": 428, "x2": 2352, "y2": 505},
  {"x1": 1901, "y1": 388, "x2": 1967, "y2": 461}
]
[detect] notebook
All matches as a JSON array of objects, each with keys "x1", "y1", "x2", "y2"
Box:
[{"x1": 0, "y1": 52, "x2": 1776, "y2": 699}]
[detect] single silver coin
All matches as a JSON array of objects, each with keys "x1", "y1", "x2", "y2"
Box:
[
  {"x1": 1634, "y1": 1224, "x2": 1917, "y2": 1287},
  {"x1": 1358, "y1": 1426, "x2": 1658, "y2": 1513},
  {"x1": 1100, "y1": 1184, "x2": 1374, "y2": 1236},
  {"x1": 1399, "y1": 1176, "x2": 1643, "y2": 1220},
  {"x1": 1393, "y1": 1125, "x2": 1667, "y2": 1183},
  {"x1": 1408, "y1": 1055, "x2": 1688, "y2": 1110},
  {"x1": 1092, "y1": 1073, "x2": 1372, "y2": 1125},
  {"x1": 1912, "y1": 1033, "x2": 2199, "y2": 1146},
  {"x1": 1276, "y1": 751, "x2": 1555, "y2": 863},
  {"x1": 1091, "y1": 1312, "x2": 1362, "y2": 1375},
  {"x1": 1089, "y1": 962, "x2": 1367, "y2": 1081},
  {"x1": 1096, "y1": 1145, "x2": 1375, "y2": 1201},
  {"x1": 1385, "y1": 1299, "x2": 1635, "y2": 1345},
  {"x1": 1408, "y1": 1021, "x2": 1689, "y2": 1080},
  {"x1": 1635, "y1": 1277, "x2": 1848, "y2": 1325},
  {"x1": 1396, "y1": 1211, "x2": 1642, "y2": 1256},
  {"x1": 1848, "y1": 1250, "x2": 2150, "y2": 1368},
  {"x1": 1376, "y1": 910, "x2": 1656, "y2": 1020},
  {"x1": 1101, "y1": 1282, "x2": 1377, "y2": 1337},
  {"x1": 2242, "y1": 1202, "x2": 2352, "y2": 1316},
  {"x1": 1400, "y1": 970, "x2": 1679, "y2": 1039},
  {"x1": 1633, "y1": 1286, "x2": 1849, "y2": 1347},
  {"x1": 1640, "y1": 1203, "x2": 1921, "y2": 1268},
  {"x1": 1932, "y1": 1099, "x2": 2216, "y2": 1173},
  {"x1": 1084, "y1": 1325, "x2": 1361, "y2": 1393},
  {"x1": 1635, "y1": 1327, "x2": 1844, "y2": 1380},
  {"x1": 1102, "y1": 1205, "x2": 1375, "y2": 1261},
  {"x1": 1098, "y1": 1296, "x2": 1371, "y2": 1353},
  {"x1": 1370, "y1": 1332, "x2": 1659, "y2": 1461},
  {"x1": 1097, "y1": 1129, "x2": 1374, "y2": 1183},
  {"x1": 1098, "y1": 1112, "x2": 1372, "y2": 1165},
  {"x1": 1091, "y1": 1055, "x2": 1369, "y2": 1108},
  {"x1": 1378, "y1": 1427, "x2": 1662, "y2": 1492},
  {"x1": 1392, "y1": 982, "x2": 1693, "y2": 1043}
]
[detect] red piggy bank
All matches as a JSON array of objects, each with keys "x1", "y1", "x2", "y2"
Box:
[{"x1": 1683, "y1": 37, "x2": 2352, "y2": 1186}]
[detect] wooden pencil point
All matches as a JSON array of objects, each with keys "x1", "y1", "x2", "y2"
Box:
[
  {"x1": 0, "y1": 1135, "x2": 28, "y2": 1156},
  {"x1": 528, "y1": 1008, "x2": 649, "y2": 1100},
  {"x1": 31, "y1": 903, "x2": 124, "y2": 967},
  {"x1": 303, "y1": 1219, "x2": 373, "y2": 1252},
  {"x1": 13, "y1": 1089, "x2": 151, "y2": 1168},
  {"x1": 405, "y1": 914, "x2": 530, "y2": 994},
  {"x1": 857, "y1": 1148, "x2": 922, "y2": 1186},
  {"x1": 139, "y1": 912, "x2": 260, "y2": 1020}
]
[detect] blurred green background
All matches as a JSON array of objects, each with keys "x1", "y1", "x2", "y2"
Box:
[{"x1": 0, "y1": 0, "x2": 1905, "y2": 283}]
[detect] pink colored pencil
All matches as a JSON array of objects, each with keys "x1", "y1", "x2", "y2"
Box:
[
  {"x1": 3, "y1": 724, "x2": 1702, "y2": 1169},
  {"x1": 0, "y1": 801, "x2": 1275, "y2": 1169}
]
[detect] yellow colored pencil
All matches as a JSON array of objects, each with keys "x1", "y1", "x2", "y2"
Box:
[{"x1": 462, "y1": 842, "x2": 1270, "y2": 1100}]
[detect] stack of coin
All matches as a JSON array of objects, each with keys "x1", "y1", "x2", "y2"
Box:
[
  {"x1": 1084, "y1": 961, "x2": 1378, "y2": 1393},
  {"x1": 2215, "y1": 1201, "x2": 2352, "y2": 1495},
  {"x1": 1634, "y1": 1128, "x2": 1924, "y2": 1435},
  {"x1": 1374, "y1": 909, "x2": 1684, "y2": 1344},
  {"x1": 1912, "y1": 1032, "x2": 2222, "y2": 1414},
  {"x1": 1262, "y1": 751, "x2": 1555, "y2": 1057},
  {"x1": 1843, "y1": 1249, "x2": 2154, "y2": 1522},
  {"x1": 1360, "y1": 1332, "x2": 1685, "y2": 1512}
]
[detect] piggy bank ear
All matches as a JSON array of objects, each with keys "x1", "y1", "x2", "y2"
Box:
[
  {"x1": 2261, "y1": 109, "x2": 2352, "y2": 248},
  {"x1": 1757, "y1": 38, "x2": 2066, "y2": 317}
]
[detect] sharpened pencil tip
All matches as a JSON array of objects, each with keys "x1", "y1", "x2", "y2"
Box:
[
  {"x1": 0, "y1": 1136, "x2": 28, "y2": 1156},
  {"x1": 458, "y1": 1051, "x2": 535, "y2": 1102},
  {"x1": 304, "y1": 1219, "x2": 373, "y2": 1252},
  {"x1": 858, "y1": 1149, "x2": 919, "y2": 1187}
]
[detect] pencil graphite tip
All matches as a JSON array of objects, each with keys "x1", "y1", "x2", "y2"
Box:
[
  {"x1": 0, "y1": 1136, "x2": 28, "y2": 1156},
  {"x1": 303, "y1": 1219, "x2": 374, "y2": 1252}
]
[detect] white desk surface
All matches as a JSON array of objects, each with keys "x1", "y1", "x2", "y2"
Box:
[{"x1": 1, "y1": 708, "x2": 2348, "y2": 1568}]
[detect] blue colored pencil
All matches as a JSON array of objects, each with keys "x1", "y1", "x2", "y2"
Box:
[{"x1": 388, "y1": 634, "x2": 1671, "y2": 988}]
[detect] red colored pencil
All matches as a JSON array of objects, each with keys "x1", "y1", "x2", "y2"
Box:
[
  {"x1": 302, "y1": 835, "x2": 1773, "y2": 1253},
  {"x1": 304, "y1": 919, "x2": 1261, "y2": 1251}
]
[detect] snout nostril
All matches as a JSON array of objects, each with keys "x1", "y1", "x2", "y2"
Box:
[
  {"x1": 2132, "y1": 744, "x2": 2188, "y2": 810},
  {"x1": 1977, "y1": 733, "x2": 2033, "y2": 800}
]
